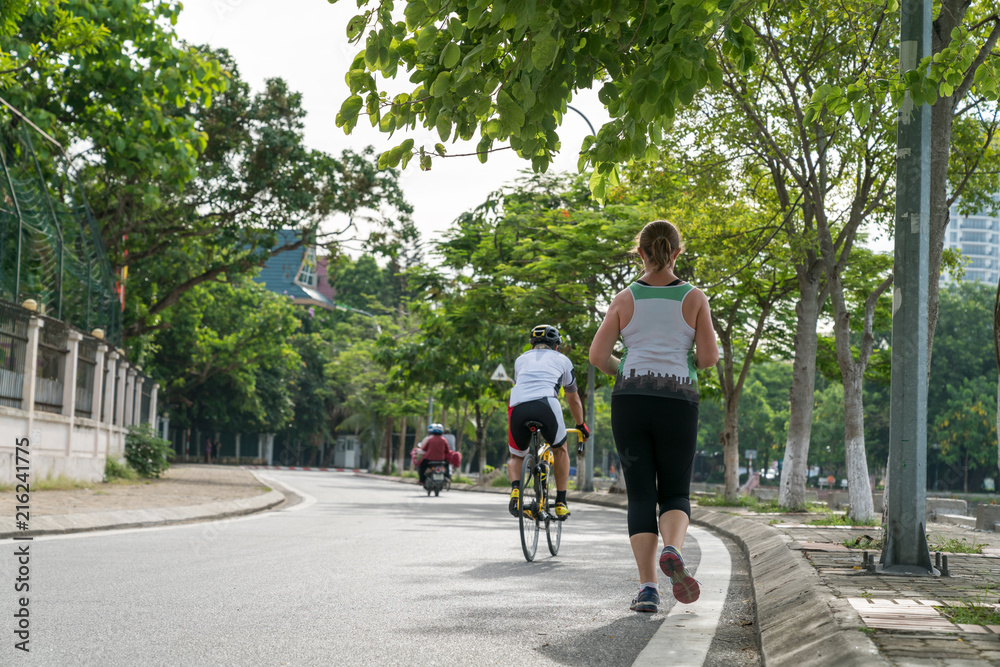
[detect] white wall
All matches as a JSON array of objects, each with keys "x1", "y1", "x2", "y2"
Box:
[{"x1": 0, "y1": 406, "x2": 125, "y2": 483}]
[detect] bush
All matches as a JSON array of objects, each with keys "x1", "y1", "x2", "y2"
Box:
[
  {"x1": 490, "y1": 473, "x2": 511, "y2": 487},
  {"x1": 124, "y1": 424, "x2": 173, "y2": 478},
  {"x1": 105, "y1": 456, "x2": 138, "y2": 482}
]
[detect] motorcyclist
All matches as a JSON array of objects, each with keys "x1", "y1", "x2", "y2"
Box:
[
  {"x1": 507, "y1": 324, "x2": 589, "y2": 521},
  {"x1": 417, "y1": 423, "x2": 452, "y2": 484}
]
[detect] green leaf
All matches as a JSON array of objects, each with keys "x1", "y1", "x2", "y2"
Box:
[
  {"x1": 476, "y1": 137, "x2": 491, "y2": 163},
  {"x1": 347, "y1": 13, "x2": 368, "y2": 40},
  {"x1": 430, "y1": 71, "x2": 452, "y2": 97},
  {"x1": 441, "y1": 42, "x2": 461, "y2": 69},
  {"x1": 531, "y1": 35, "x2": 558, "y2": 71},
  {"x1": 340, "y1": 94, "x2": 364, "y2": 120},
  {"x1": 436, "y1": 115, "x2": 452, "y2": 141},
  {"x1": 416, "y1": 25, "x2": 438, "y2": 53},
  {"x1": 403, "y1": 3, "x2": 426, "y2": 31},
  {"x1": 598, "y1": 82, "x2": 619, "y2": 104}
]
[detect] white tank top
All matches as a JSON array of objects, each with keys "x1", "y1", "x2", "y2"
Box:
[{"x1": 612, "y1": 281, "x2": 699, "y2": 404}]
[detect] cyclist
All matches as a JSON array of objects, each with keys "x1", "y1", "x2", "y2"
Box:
[
  {"x1": 507, "y1": 324, "x2": 589, "y2": 521},
  {"x1": 416, "y1": 423, "x2": 451, "y2": 485}
]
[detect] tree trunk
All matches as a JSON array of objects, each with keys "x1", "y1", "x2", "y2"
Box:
[
  {"x1": 454, "y1": 401, "x2": 468, "y2": 453},
  {"x1": 842, "y1": 368, "x2": 874, "y2": 521},
  {"x1": 609, "y1": 450, "x2": 627, "y2": 493},
  {"x1": 994, "y1": 278, "x2": 1000, "y2": 474},
  {"x1": 382, "y1": 416, "x2": 394, "y2": 474},
  {"x1": 926, "y1": 1, "x2": 968, "y2": 367},
  {"x1": 475, "y1": 403, "x2": 487, "y2": 474},
  {"x1": 964, "y1": 451, "x2": 969, "y2": 494},
  {"x1": 721, "y1": 395, "x2": 740, "y2": 502},
  {"x1": 396, "y1": 417, "x2": 407, "y2": 474},
  {"x1": 779, "y1": 277, "x2": 822, "y2": 509},
  {"x1": 827, "y1": 266, "x2": 890, "y2": 522}
]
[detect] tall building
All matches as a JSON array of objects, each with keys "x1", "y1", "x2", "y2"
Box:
[{"x1": 944, "y1": 199, "x2": 1000, "y2": 284}]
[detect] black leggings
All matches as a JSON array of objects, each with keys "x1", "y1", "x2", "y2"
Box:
[{"x1": 611, "y1": 395, "x2": 699, "y2": 537}]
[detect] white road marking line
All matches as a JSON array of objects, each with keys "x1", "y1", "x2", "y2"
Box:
[
  {"x1": 254, "y1": 472, "x2": 317, "y2": 512},
  {"x1": 632, "y1": 525, "x2": 733, "y2": 667}
]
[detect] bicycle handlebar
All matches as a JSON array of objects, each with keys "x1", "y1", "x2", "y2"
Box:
[{"x1": 566, "y1": 428, "x2": 586, "y2": 455}]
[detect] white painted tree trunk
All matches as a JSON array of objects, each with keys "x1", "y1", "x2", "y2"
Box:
[
  {"x1": 843, "y1": 370, "x2": 874, "y2": 521},
  {"x1": 722, "y1": 395, "x2": 740, "y2": 502},
  {"x1": 827, "y1": 265, "x2": 891, "y2": 523},
  {"x1": 779, "y1": 281, "x2": 821, "y2": 509}
]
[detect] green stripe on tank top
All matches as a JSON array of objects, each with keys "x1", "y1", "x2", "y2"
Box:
[{"x1": 628, "y1": 283, "x2": 694, "y2": 301}]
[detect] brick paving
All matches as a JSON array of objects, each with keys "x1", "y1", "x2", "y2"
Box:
[{"x1": 728, "y1": 508, "x2": 1000, "y2": 665}]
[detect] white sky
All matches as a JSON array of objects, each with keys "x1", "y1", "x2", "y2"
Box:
[{"x1": 174, "y1": 0, "x2": 610, "y2": 251}]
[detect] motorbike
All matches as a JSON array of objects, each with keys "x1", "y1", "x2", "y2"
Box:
[{"x1": 423, "y1": 461, "x2": 450, "y2": 497}]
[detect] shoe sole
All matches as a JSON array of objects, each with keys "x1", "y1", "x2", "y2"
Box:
[
  {"x1": 630, "y1": 602, "x2": 657, "y2": 613},
  {"x1": 660, "y1": 550, "x2": 700, "y2": 604}
]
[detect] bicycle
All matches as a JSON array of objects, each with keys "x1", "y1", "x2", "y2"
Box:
[{"x1": 517, "y1": 423, "x2": 585, "y2": 562}]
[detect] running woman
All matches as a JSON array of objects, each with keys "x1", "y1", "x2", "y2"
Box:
[
  {"x1": 589, "y1": 220, "x2": 719, "y2": 613},
  {"x1": 507, "y1": 324, "x2": 589, "y2": 521}
]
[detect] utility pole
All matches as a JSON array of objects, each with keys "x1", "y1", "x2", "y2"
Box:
[
  {"x1": 880, "y1": 0, "x2": 935, "y2": 576},
  {"x1": 568, "y1": 104, "x2": 597, "y2": 492}
]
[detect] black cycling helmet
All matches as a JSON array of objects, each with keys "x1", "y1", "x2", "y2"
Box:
[{"x1": 529, "y1": 324, "x2": 561, "y2": 348}]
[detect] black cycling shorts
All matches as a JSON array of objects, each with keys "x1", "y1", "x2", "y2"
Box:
[{"x1": 507, "y1": 397, "x2": 567, "y2": 454}]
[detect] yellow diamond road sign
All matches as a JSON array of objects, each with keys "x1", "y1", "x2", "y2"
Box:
[{"x1": 491, "y1": 363, "x2": 512, "y2": 382}]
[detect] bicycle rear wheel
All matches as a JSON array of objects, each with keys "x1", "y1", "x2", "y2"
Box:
[{"x1": 518, "y1": 453, "x2": 539, "y2": 562}]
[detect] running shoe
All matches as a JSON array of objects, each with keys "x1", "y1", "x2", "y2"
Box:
[
  {"x1": 659, "y1": 545, "x2": 700, "y2": 604},
  {"x1": 508, "y1": 488, "x2": 520, "y2": 517},
  {"x1": 554, "y1": 501, "x2": 571, "y2": 521},
  {"x1": 630, "y1": 586, "x2": 660, "y2": 613}
]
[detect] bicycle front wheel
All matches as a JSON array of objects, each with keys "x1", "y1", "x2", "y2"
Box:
[
  {"x1": 518, "y1": 453, "x2": 540, "y2": 562},
  {"x1": 545, "y1": 514, "x2": 562, "y2": 555}
]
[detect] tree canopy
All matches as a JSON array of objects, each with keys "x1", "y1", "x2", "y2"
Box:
[{"x1": 333, "y1": 0, "x2": 761, "y2": 198}]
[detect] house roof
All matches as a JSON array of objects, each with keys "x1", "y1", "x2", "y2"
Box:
[{"x1": 253, "y1": 230, "x2": 335, "y2": 309}]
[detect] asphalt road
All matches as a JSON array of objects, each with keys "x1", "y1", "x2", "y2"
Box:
[{"x1": 0, "y1": 471, "x2": 759, "y2": 666}]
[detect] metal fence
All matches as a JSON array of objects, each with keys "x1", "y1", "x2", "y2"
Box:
[
  {"x1": 75, "y1": 337, "x2": 97, "y2": 418},
  {"x1": 35, "y1": 315, "x2": 66, "y2": 413},
  {"x1": 1, "y1": 106, "x2": 121, "y2": 345},
  {"x1": 0, "y1": 299, "x2": 28, "y2": 408}
]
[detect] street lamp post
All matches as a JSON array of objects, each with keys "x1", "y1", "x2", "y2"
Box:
[
  {"x1": 880, "y1": 0, "x2": 935, "y2": 576},
  {"x1": 567, "y1": 104, "x2": 598, "y2": 493}
]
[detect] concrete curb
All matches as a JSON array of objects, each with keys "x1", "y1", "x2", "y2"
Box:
[
  {"x1": 359, "y1": 472, "x2": 884, "y2": 666},
  {"x1": 690, "y1": 509, "x2": 887, "y2": 667},
  {"x1": 0, "y1": 487, "x2": 285, "y2": 539}
]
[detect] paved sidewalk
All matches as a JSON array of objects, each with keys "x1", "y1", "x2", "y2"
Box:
[
  {"x1": 0, "y1": 464, "x2": 283, "y2": 538},
  {"x1": 7, "y1": 465, "x2": 1000, "y2": 665}
]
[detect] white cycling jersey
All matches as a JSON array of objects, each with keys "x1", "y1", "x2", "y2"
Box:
[{"x1": 509, "y1": 348, "x2": 578, "y2": 407}]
